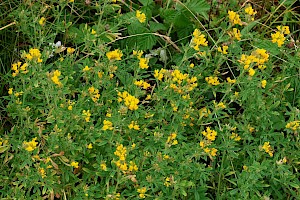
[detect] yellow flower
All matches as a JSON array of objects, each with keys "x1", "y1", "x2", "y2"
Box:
[
  {"x1": 245, "y1": 5, "x2": 257, "y2": 16},
  {"x1": 226, "y1": 77, "x2": 236, "y2": 84},
  {"x1": 51, "y1": 70, "x2": 62, "y2": 86},
  {"x1": 128, "y1": 121, "x2": 140, "y2": 130},
  {"x1": 134, "y1": 80, "x2": 150, "y2": 89},
  {"x1": 82, "y1": 110, "x2": 91, "y2": 122},
  {"x1": 210, "y1": 148, "x2": 218, "y2": 157},
  {"x1": 232, "y1": 28, "x2": 242, "y2": 41},
  {"x1": 277, "y1": 25, "x2": 290, "y2": 35},
  {"x1": 67, "y1": 47, "x2": 75, "y2": 54},
  {"x1": 136, "y1": 10, "x2": 146, "y2": 23},
  {"x1": 217, "y1": 46, "x2": 228, "y2": 54},
  {"x1": 261, "y1": 80, "x2": 267, "y2": 88},
  {"x1": 137, "y1": 187, "x2": 147, "y2": 198},
  {"x1": 128, "y1": 161, "x2": 138, "y2": 172},
  {"x1": 191, "y1": 29, "x2": 208, "y2": 51},
  {"x1": 23, "y1": 137, "x2": 38, "y2": 152},
  {"x1": 100, "y1": 163, "x2": 107, "y2": 171},
  {"x1": 83, "y1": 65, "x2": 90, "y2": 72},
  {"x1": 38, "y1": 168, "x2": 46, "y2": 178},
  {"x1": 87, "y1": 143, "x2": 93, "y2": 149},
  {"x1": 154, "y1": 68, "x2": 166, "y2": 81},
  {"x1": 164, "y1": 177, "x2": 171, "y2": 187},
  {"x1": 202, "y1": 127, "x2": 217, "y2": 141},
  {"x1": 230, "y1": 132, "x2": 241, "y2": 141},
  {"x1": 228, "y1": 10, "x2": 242, "y2": 25},
  {"x1": 118, "y1": 91, "x2": 139, "y2": 110},
  {"x1": 102, "y1": 119, "x2": 113, "y2": 130},
  {"x1": 71, "y1": 161, "x2": 79, "y2": 168},
  {"x1": 91, "y1": 29, "x2": 96, "y2": 35},
  {"x1": 39, "y1": 17, "x2": 46, "y2": 26},
  {"x1": 248, "y1": 68, "x2": 255, "y2": 76},
  {"x1": 271, "y1": 31, "x2": 285, "y2": 47},
  {"x1": 8, "y1": 88, "x2": 13, "y2": 95},
  {"x1": 69, "y1": 0, "x2": 74, "y2": 2},
  {"x1": 286, "y1": 121, "x2": 300, "y2": 131},
  {"x1": 205, "y1": 76, "x2": 220, "y2": 86},
  {"x1": 262, "y1": 142, "x2": 273, "y2": 157},
  {"x1": 106, "y1": 49, "x2": 123, "y2": 60},
  {"x1": 139, "y1": 57, "x2": 149, "y2": 69}
]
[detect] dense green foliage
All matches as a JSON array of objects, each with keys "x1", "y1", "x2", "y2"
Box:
[{"x1": 0, "y1": 0, "x2": 300, "y2": 199}]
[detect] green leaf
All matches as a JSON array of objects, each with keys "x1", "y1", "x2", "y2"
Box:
[
  {"x1": 241, "y1": 21, "x2": 257, "y2": 35},
  {"x1": 185, "y1": 0, "x2": 210, "y2": 20},
  {"x1": 161, "y1": 9, "x2": 179, "y2": 24},
  {"x1": 126, "y1": 23, "x2": 157, "y2": 50},
  {"x1": 149, "y1": 21, "x2": 167, "y2": 32},
  {"x1": 254, "y1": 39, "x2": 281, "y2": 56},
  {"x1": 138, "y1": 0, "x2": 153, "y2": 6}
]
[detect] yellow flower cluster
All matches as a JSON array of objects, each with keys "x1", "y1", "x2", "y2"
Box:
[
  {"x1": 87, "y1": 143, "x2": 93, "y2": 149},
  {"x1": 23, "y1": 137, "x2": 38, "y2": 152},
  {"x1": 83, "y1": 65, "x2": 90, "y2": 72},
  {"x1": 114, "y1": 144, "x2": 128, "y2": 171},
  {"x1": 128, "y1": 161, "x2": 138, "y2": 172},
  {"x1": 228, "y1": 10, "x2": 242, "y2": 25},
  {"x1": 67, "y1": 100, "x2": 75, "y2": 110},
  {"x1": 261, "y1": 80, "x2": 267, "y2": 88},
  {"x1": 118, "y1": 91, "x2": 139, "y2": 111},
  {"x1": 164, "y1": 176, "x2": 174, "y2": 187},
  {"x1": 262, "y1": 142, "x2": 273, "y2": 157},
  {"x1": 244, "y1": 5, "x2": 257, "y2": 21},
  {"x1": 205, "y1": 76, "x2": 220, "y2": 86},
  {"x1": 166, "y1": 133, "x2": 178, "y2": 146},
  {"x1": 88, "y1": 86, "x2": 100, "y2": 102},
  {"x1": 67, "y1": 47, "x2": 75, "y2": 54},
  {"x1": 106, "y1": 49, "x2": 123, "y2": 61},
  {"x1": 137, "y1": 187, "x2": 147, "y2": 198},
  {"x1": 38, "y1": 167, "x2": 46, "y2": 178},
  {"x1": 133, "y1": 50, "x2": 149, "y2": 69},
  {"x1": 102, "y1": 119, "x2": 113, "y2": 130},
  {"x1": 134, "y1": 80, "x2": 150, "y2": 89},
  {"x1": 230, "y1": 132, "x2": 241, "y2": 141},
  {"x1": 239, "y1": 48, "x2": 269, "y2": 75},
  {"x1": 128, "y1": 121, "x2": 140, "y2": 130},
  {"x1": 245, "y1": 5, "x2": 257, "y2": 16},
  {"x1": 226, "y1": 77, "x2": 236, "y2": 84},
  {"x1": 190, "y1": 29, "x2": 208, "y2": 51},
  {"x1": 169, "y1": 69, "x2": 198, "y2": 94},
  {"x1": 11, "y1": 62, "x2": 28, "y2": 77},
  {"x1": 100, "y1": 162, "x2": 107, "y2": 171},
  {"x1": 229, "y1": 28, "x2": 242, "y2": 41},
  {"x1": 199, "y1": 127, "x2": 218, "y2": 157},
  {"x1": 217, "y1": 45, "x2": 228, "y2": 54},
  {"x1": 271, "y1": 26, "x2": 290, "y2": 47},
  {"x1": 136, "y1": 10, "x2": 146, "y2": 23},
  {"x1": 286, "y1": 121, "x2": 299, "y2": 131},
  {"x1": 51, "y1": 70, "x2": 62, "y2": 86},
  {"x1": 214, "y1": 101, "x2": 226, "y2": 109},
  {"x1": 202, "y1": 127, "x2": 217, "y2": 141},
  {"x1": 25, "y1": 48, "x2": 43, "y2": 63},
  {"x1": 154, "y1": 68, "x2": 167, "y2": 81},
  {"x1": 39, "y1": 17, "x2": 46, "y2": 26},
  {"x1": 71, "y1": 161, "x2": 79, "y2": 168},
  {"x1": 82, "y1": 110, "x2": 91, "y2": 122}
]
